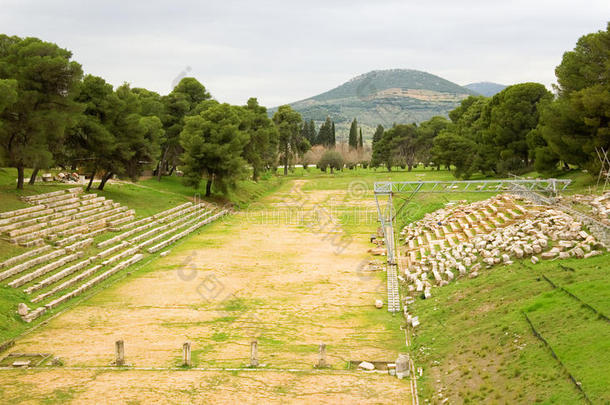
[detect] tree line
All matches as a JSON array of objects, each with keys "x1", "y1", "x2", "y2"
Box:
[
  {"x1": 371, "y1": 23, "x2": 609, "y2": 179},
  {"x1": 0, "y1": 34, "x2": 316, "y2": 195}
]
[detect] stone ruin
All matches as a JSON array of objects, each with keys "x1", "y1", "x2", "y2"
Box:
[
  {"x1": 0, "y1": 188, "x2": 228, "y2": 323},
  {"x1": 556, "y1": 192, "x2": 610, "y2": 225},
  {"x1": 398, "y1": 194, "x2": 606, "y2": 302}
]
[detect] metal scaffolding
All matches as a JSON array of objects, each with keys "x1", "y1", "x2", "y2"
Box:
[{"x1": 373, "y1": 178, "x2": 572, "y2": 264}]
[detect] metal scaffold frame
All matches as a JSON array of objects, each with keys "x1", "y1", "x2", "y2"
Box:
[{"x1": 373, "y1": 178, "x2": 572, "y2": 265}]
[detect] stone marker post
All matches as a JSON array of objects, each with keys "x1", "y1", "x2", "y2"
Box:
[
  {"x1": 115, "y1": 340, "x2": 125, "y2": 366},
  {"x1": 250, "y1": 340, "x2": 258, "y2": 367},
  {"x1": 317, "y1": 343, "x2": 327, "y2": 368},
  {"x1": 183, "y1": 342, "x2": 191, "y2": 367},
  {"x1": 395, "y1": 353, "x2": 410, "y2": 378}
]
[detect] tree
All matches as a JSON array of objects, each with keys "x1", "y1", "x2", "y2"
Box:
[
  {"x1": 372, "y1": 129, "x2": 394, "y2": 171},
  {"x1": 486, "y1": 82, "x2": 552, "y2": 174},
  {"x1": 348, "y1": 118, "x2": 358, "y2": 149},
  {"x1": 159, "y1": 77, "x2": 211, "y2": 180},
  {"x1": 331, "y1": 121, "x2": 336, "y2": 147},
  {"x1": 0, "y1": 79, "x2": 17, "y2": 113},
  {"x1": 431, "y1": 131, "x2": 477, "y2": 179},
  {"x1": 417, "y1": 116, "x2": 450, "y2": 167},
  {"x1": 66, "y1": 75, "x2": 118, "y2": 191},
  {"x1": 370, "y1": 125, "x2": 385, "y2": 168},
  {"x1": 0, "y1": 35, "x2": 83, "y2": 189},
  {"x1": 316, "y1": 116, "x2": 333, "y2": 146},
  {"x1": 180, "y1": 102, "x2": 249, "y2": 196},
  {"x1": 358, "y1": 128, "x2": 363, "y2": 149},
  {"x1": 239, "y1": 98, "x2": 278, "y2": 181},
  {"x1": 372, "y1": 125, "x2": 384, "y2": 146},
  {"x1": 539, "y1": 23, "x2": 610, "y2": 174},
  {"x1": 389, "y1": 124, "x2": 419, "y2": 171},
  {"x1": 317, "y1": 150, "x2": 343, "y2": 173},
  {"x1": 273, "y1": 105, "x2": 309, "y2": 175}
]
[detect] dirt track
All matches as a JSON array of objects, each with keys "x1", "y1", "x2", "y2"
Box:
[{"x1": 0, "y1": 180, "x2": 411, "y2": 403}]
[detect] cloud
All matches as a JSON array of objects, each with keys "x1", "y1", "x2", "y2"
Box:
[{"x1": 0, "y1": 0, "x2": 608, "y2": 106}]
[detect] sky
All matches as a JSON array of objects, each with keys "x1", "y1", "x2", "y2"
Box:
[{"x1": 1, "y1": 0, "x2": 608, "y2": 106}]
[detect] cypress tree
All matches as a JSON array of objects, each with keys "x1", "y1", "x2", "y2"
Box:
[
  {"x1": 331, "y1": 121, "x2": 336, "y2": 147},
  {"x1": 358, "y1": 128, "x2": 363, "y2": 149},
  {"x1": 349, "y1": 118, "x2": 358, "y2": 149}
]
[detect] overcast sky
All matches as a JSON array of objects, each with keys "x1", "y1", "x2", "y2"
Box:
[{"x1": 1, "y1": 1, "x2": 608, "y2": 106}]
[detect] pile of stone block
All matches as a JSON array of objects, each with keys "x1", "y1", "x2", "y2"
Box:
[
  {"x1": 399, "y1": 194, "x2": 605, "y2": 299},
  {"x1": 558, "y1": 192, "x2": 610, "y2": 225}
]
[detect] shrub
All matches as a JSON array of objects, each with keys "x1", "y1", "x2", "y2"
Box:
[{"x1": 317, "y1": 151, "x2": 344, "y2": 173}]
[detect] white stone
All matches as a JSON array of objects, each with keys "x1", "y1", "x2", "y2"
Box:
[
  {"x1": 17, "y1": 303, "x2": 29, "y2": 316},
  {"x1": 375, "y1": 299, "x2": 384, "y2": 309},
  {"x1": 358, "y1": 361, "x2": 375, "y2": 371}
]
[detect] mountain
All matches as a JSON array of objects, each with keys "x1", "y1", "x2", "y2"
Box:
[
  {"x1": 270, "y1": 69, "x2": 477, "y2": 141},
  {"x1": 464, "y1": 82, "x2": 507, "y2": 97}
]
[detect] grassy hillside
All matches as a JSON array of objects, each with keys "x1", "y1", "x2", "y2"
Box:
[
  {"x1": 269, "y1": 69, "x2": 476, "y2": 140},
  {"x1": 464, "y1": 81, "x2": 507, "y2": 97},
  {"x1": 309, "y1": 69, "x2": 477, "y2": 102},
  {"x1": 410, "y1": 254, "x2": 609, "y2": 403}
]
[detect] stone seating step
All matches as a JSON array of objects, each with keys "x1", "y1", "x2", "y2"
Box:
[
  {"x1": 0, "y1": 208, "x2": 54, "y2": 226},
  {"x1": 0, "y1": 245, "x2": 52, "y2": 269},
  {"x1": 25, "y1": 257, "x2": 93, "y2": 294},
  {"x1": 8, "y1": 252, "x2": 82, "y2": 288},
  {"x1": 22, "y1": 189, "x2": 71, "y2": 203},
  {"x1": 153, "y1": 203, "x2": 192, "y2": 219},
  {"x1": 0, "y1": 204, "x2": 46, "y2": 220},
  {"x1": 42, "y1": 254, "x2": 144, "y2": 313},
  {"x1": 31, "y1": 264, "x2": 103, "y2": 304},
  {"x1": 147, "y1": 210, "x2": 228, "y2": 253},
  {"x1": 0, "y1": 249, "x2": 66, "y2": 281}
]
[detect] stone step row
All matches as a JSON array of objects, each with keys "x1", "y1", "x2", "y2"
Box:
[
  {"x1": 24, "y1": 254, "x2": 144, "y2": 323},
  {"x1": 21, "y1": 188, "x2": 81, "y2": 203},
  {"x1": 152, "y1": 203, "x2": 193, "y2": 219},
  {"x1": 0, "y1": 204, "x2": 46, "y2": 220},
  {"x1": 147, "y1": 210, "x2": 228, "y2": 253},
  {"x1": 8, "y1": 252, "x2": 83, "y2": 288},
  {"x1": 157, "y1": 204, "x2": 202, "y2": 224},
  {"x1": 5, "y1": 203, "x2": 120, "y2": 244},
  {"x1": 41, "y1": 254, "x2": 145, "y2": 315},
  {"x1": 28, "y1": 210, "x2": 216, "y2": 301},
  {"x1": 0, "y1": 211, "x2": 57, "y2": 232},
  {"x1": 31, "y1": 264, "x2": 103, "y2": 304},
  {"x1": 0, "y1": 245, "x2": 52, "y2": 269},
  {"x1": 108, "y1": 215, "x2": 154, "y2": 232},
  {"x1": 0, "y1": 249, "x2": 66, "y2": 281},
  {"x1": 0, "y1": 207, "x2": 53, "y2": 227},
  {"x1": 43, "y1": 196, "x2": 81, "y2": 208},
  {"x1": 129, "y1": 208, "x2": 209, "y2": 245},
  {"x1": 25, "y1": 257, "x2": 93, "y2": 294},
  {"x1": 135, "y1": 210, "x2": 213, "y2": 250},
  {"x1": 99, "y1": 203, "x2": 200, "y2": 247},
  {"x1": 29, "y1": 242, "x2": 137, "y2": 301},
  {"x1": 0, "y1": 195, "x2": 111, "y2": 230}
]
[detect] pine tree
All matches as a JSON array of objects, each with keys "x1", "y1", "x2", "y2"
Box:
[
  {"x1": 348, "y1": 118, "x2": 358, "y2": 149},
  {"x1": 358, "y1": 128, "x2": 363, "y2": 149}
]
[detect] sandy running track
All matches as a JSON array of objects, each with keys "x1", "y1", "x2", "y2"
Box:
[{"x1": 0, "y1": 180, "x2": 411, "y2": 404}]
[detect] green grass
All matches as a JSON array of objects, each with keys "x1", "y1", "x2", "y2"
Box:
[{"x1": 410, "y1": 254, "x2": 610, "y2": 404}]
